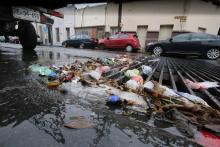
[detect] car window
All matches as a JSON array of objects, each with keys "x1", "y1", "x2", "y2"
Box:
[
  {"x1": 82, "y1": 35, "x2": 90, "y2": 39},
  {"x1": 110, "y1": 34, "x2": 119, "y2": 39},
  {"x1": 119, "y1": 34, "x2": 128, "y2": 39},
  {"x1": 191, "y1": 34, "x2": 208, "y2": 40},
  {"x1": 70, "y1": 35, "x2": 76, "y2": 39},
  {"x1": 172, "y1": 33, "x2": 191, "y2": 41}
]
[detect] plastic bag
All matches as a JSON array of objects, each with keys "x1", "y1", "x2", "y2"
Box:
[
  {"x1": 184, "y1": 79, "x2": 219, "y2": 90},
  {"x1": 125, "y1": 79, "x2": 139, "y2": 90},
  {"x1": 89, "y1": 70, "x2": 102, "y2": 80},
  {"x1": 176, "y1": 92, "x2": 210, "y2": 107},
  {"x1": 98, "y1": 66, "x2": 110, "y2": 74},
  {"x1": 29, "y1": 64, "x2": 54, "y2": 76},
  {"x1": 141, "y1": 65, "x2": 153, "y2": 76},
  {"x1": 131, "y1": 75, "x2": 143, "y2": 85},
  {"x1": 144, "y1": 81, "x2": 179, "y2": 97},
  {"x1": 124, "y1": 69, "x2": 139, "y2": 78}
]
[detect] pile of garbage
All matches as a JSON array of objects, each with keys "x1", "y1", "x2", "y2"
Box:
[{"x1": 28, "y1": 55, "x2": 220, "y2": 146}]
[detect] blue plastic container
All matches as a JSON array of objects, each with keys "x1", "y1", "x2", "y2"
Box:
[{"x1": 108, "y1": 95, "x2": 119, "y2": 104}]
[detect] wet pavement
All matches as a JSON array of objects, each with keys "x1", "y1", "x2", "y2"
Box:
[{"x1": 0, "y1": 43, "x2": 217, "y2": 147}]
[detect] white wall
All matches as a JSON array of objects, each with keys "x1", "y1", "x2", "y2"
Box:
[
  {"x1": 52, "y1": 6, "x2": 76, "y2": 46},
  {"x1": 74, "y1": 0, "x2": 220, "y2": 36},
  {"x1": 75, "y1": 4, "x2": 106, "y2": 28},
  {"x1": 185, "y1": 0, "x2": 220, "y2": 35},
  {"x1": 121, "y1": 0, "x2": 186, "y2": 32}
]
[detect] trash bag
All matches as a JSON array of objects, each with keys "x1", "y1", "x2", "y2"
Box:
[
  {"x1": 124, "y1": 69, "x2": 139, "y2": 78},
  {"x1": 141, "y1": 65, "x2": 153, "y2": 76},
  {"x1": 29, "y1": 64, "x2": 54, "y2": 76}
]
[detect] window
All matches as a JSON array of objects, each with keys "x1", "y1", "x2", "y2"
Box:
[
  {"x1": 109, "y1": 34, "x2": 119, "y2": 39},
  {"x1": 66, "y1": 27, "x2": 70, "y2": 39},
  {"x1": 172, "y1": 33, "x2": 191, "y2": 41},
  {"x1": 76, "y1": 35, "x2": 90, "y2": 39},
  {"x1": 191, "y1": 33, "x2": 216, "y2": 41},
  {"x1": 110, "y1": 27, "x2": 118, "y2": 35},
  {"x1": 198, "y1": 27, "x2": 206, "y2": 33},
  {"x1": 55, "y1": 28, "x2": 60, "y2": 42},
  {"x1": 119, "y1": 34, "x2": 128, "y2": 39},
  {"x1": 70, "y1": 35, "x2": 76, "y2": 39}
]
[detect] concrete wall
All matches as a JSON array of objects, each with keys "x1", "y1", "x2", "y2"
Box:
[
  {"x1": 75, "y1": 5, "x2": 106, "y2": 28},
  {"x1": 121, "y1": 0, "x2": 186, "y2": 32},
  {"x1": 185, "y1": 0, "x2": 220, "y2": 35},
  {"x1": 74, "y1": 0, "x2": 220, "y2": 36}
]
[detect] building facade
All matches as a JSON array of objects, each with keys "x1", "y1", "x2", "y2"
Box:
[
  {"x1": 51, "y1": 5, "x2": 76, "y2": 46},
  {"x1": 74, "y1": 0, "x2": 220, "y2": 51}
]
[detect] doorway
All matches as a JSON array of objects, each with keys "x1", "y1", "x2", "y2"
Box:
[
  {"x1": 137, "y1": 25, "x2": 148, "y2": 50},
  {"x1": 158, "y1": 25, "x2": 173, "y2": 40}
]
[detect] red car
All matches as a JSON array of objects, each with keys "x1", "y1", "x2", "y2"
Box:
[{"x1": 99, "y1": 33, "x2": 141, "y2": 52}]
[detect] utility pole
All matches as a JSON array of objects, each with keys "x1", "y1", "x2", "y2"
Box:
[{"x1": 118, "y1": 1, "x2": 122, "y2": 32}]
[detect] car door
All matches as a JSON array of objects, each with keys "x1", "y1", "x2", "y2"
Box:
[
  {"x1": 166, "y1": 33, "x2": 192, "y2": 53},
  {"x1": 68, "y1": 35, "x2": 78, "y2": 47},
  {"x1": 189, "y1": 33, "x2": 216, "y2": 54},
  {"x1": 105, "y1": 34, "x2": 118, "y2": 48},
  {"x1": 117, "y1": 34, "x2": 129, "y2": 48}
]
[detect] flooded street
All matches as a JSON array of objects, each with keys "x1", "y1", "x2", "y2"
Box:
[{"x1": 0, "y1": 44, "x2": 203, "y2": 147}]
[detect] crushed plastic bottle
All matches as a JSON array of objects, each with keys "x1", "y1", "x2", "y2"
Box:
[{"x1": 107, "y1": 95, "x2": 120, "y2": 104}]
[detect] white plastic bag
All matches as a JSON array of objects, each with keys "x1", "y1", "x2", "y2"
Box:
[
  {"x1": 184, "y1": 79, "x2": 219, "y2": 90},
  {"x1": 141, "y1": 65, "x2": 153, "y2": 76},
  {"x1": 89, "y1": 70, "x2": 102, "y2": 80},
  {"x1": 125, "y1": 80, "x2": 139, "y2": 90},
  {"x1": 176, "y1": 92, "x2": 210, "y2": 107}
]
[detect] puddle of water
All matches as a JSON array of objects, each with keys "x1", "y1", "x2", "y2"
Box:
[{"x1": 0, "y1": 46, "x2": 202, "y2": 147}]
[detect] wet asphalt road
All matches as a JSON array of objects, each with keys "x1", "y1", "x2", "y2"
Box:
[{"x1": 1, "y1": 43, "x2": 219, "y2": 147}]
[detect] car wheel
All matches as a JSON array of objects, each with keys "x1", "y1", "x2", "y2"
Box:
[
  {"x1": 153, "y1": 46, "x2": 163, "y2": 56},
  {"x1": 63, "y1": 42, "x2": 68, "y2": 48},
  {"x1": 99, "y1": 44, "x2": 106, "y2": 50},
  {"x1": 206, "y1": 48, "x2": 220, "y2": 60},
  {"x1": 125, "y1": 45, "x2": 133, "y2": 52},
  {"x1": 18, "y1": 21, "x2": 37, "y2": 50},
  {"x1": 79, "y1": 43, "x2": 85, "y2": 49}
]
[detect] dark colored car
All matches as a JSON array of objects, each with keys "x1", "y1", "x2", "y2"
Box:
[
  {"x1": 62, "y1": 34, "x2": 98, "y2": 49},
  {"x1": 146, "y1": 32, "x2": 220, "y2": 60},
  {"x1": 99, "y1": 33, "x2": 141, "y2": 52}
]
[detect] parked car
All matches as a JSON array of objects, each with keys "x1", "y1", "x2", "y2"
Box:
[
  {"x1": 98, "y1": 33, "x2": 141, "y2": 52},
  {"x1": 0, "y1": 36, "x2": 5, "y2": 42},
  {"x1": 9, "y1": 36, "x2": 20, "y2": 44},
  {"x1": 62, "y1": 34, "x2": 98, "y2": 49},
  {"x1": 146, "y1": 32, "x2": 220, "y2": 60}
]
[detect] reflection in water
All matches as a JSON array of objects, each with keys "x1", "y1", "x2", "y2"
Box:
[
  {"x1": 49, "y1": 51, "x2": 54, "y2": 60},
  {"x1": 56, "y1": 52, "x2": 60, "y2": 60},
  {"x1": 0, "y1": 80, "x2": 66, "y2": 143},
  {"x1": 90, "y1": 109, "x2": 199, "y2": 147},
  {"x1": 22, "y1": 50, "x2": 38, "y2": 63}
]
